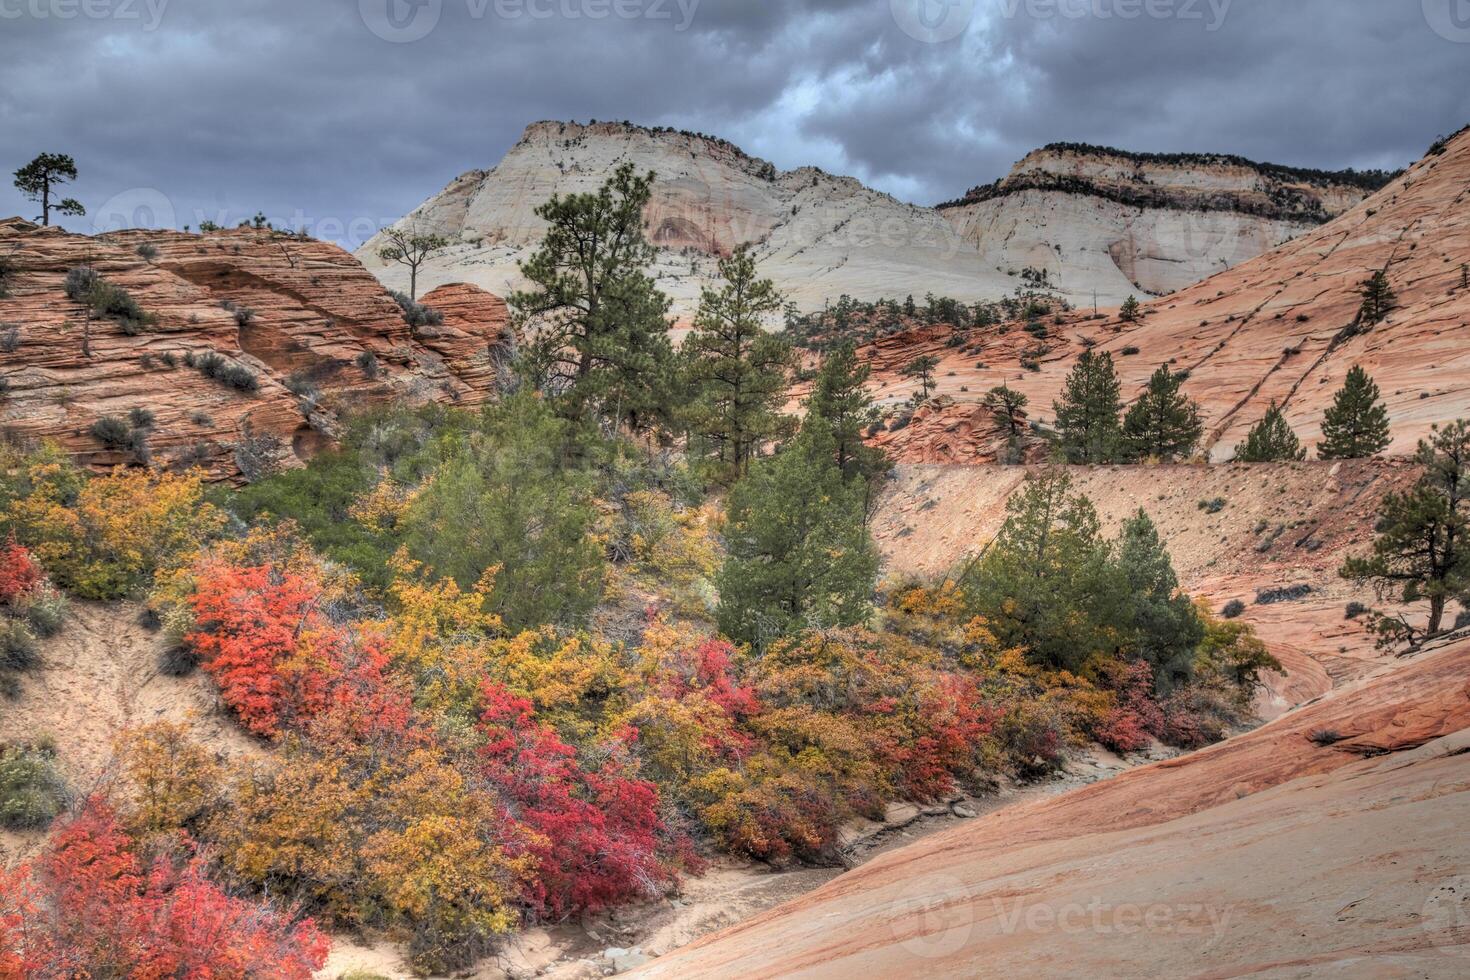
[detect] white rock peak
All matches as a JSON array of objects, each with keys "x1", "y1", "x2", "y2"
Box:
[{"x1": 358, "y1": 121, "x2": 1388, "y2": 318}]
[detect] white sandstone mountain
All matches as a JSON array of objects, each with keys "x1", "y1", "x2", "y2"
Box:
[{"x1": 358, "y1": 120, "x2": 1390, "y2": 318}]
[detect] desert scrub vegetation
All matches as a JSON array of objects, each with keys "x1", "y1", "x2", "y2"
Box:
[
  {"x1": 63, "y1": 265, "x2": 155, "y2": 335},
  {"x1": 186, "y1": 350, "x2": 260, "y2": 393},
  {"x1": 0, "y1": 535, "x2": 67, "y2": 695},
  {"x1": 0, "y1": 743, "x2": 67, "y2": 829},
  {"x1": 0, "y1": 411, "x2": 1281, "y2": 974},
  {"x1": 391, "y1": 289, "x2": 444, "y2": 328}
]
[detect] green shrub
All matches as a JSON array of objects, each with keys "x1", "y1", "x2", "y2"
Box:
[
  {"x1": 0, "y1": 745, "x2": 67, "y2": 830},
  {"x1": 90, "y1": 416, "x2": 133, "y2": 450},
  {"x1": 194, "y1": 351, "x2": 260, "y2": 393},
  {"x1": 1221, "y1": 599, "x2": 1246, "y2": 619},
  {"x1": 63, "y1": 265, "x2": 101, "y2": 302},
  {"x1": 391, "y1": 291, "x2": 444, "y2": 329},
  {"x1": 17, "y1": 584, "x2": 67, "y2": 638},
  {"x1": 0, "y1": 619, "x2": 40, "y2": 670}
]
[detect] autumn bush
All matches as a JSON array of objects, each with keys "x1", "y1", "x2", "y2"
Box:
[
  {"x1": 0, "y1": 537, "x2": 42, "y2": 606},
  {"x1": 0, "y1": 445, "x2": 224, "y2": 599},
  {"x1": 0, "y1": 799, "x2": 328, "y2": 978},
  {"x1": 478, "y1": 681, "x2": 674, "y2": 918}
]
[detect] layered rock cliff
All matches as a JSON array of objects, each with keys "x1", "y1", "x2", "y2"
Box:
[
  {"x1": 940, "y1": 143, "x2": 1392, "y2": 297},
  {"x1": 0, "y1": 220, "x2": 511, "y2": 480},
  {"x1": 359, "y1": 121, "x2": 1382, "y2": 315}
]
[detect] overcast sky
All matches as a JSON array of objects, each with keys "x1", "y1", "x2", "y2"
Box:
[{"x1": 2, "y1": 0, "x2": 1465, "y2": 247}]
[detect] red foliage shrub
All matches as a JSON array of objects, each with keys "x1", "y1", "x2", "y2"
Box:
[
  {"x1": 188, "y1": 563, "x2": 410, "y2": 741},
  {"x1": 1096, "y1": 706, "x2": 1152, "y2": 753},
  {"x1": 478, "y1": 682, "x2": 671, "y2": 918},
  {"x1": 896, "y1": 674, "x2": 996, "y2": 800},
  {"x1": 187, "y1": 562, "x2": 334, "y2": 737},
  {"x1": 1095, "y1": 660, "x2": 1166, "y2": 754},
  {"x1": 0, "y1": 800, "x2": 327, "y2": 978},
  {"x1": 0, "y1": 536, "x2": 42, "y2": 606}
]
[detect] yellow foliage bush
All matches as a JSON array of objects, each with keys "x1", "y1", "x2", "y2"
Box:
[{"x1": 1, "y1": 449, "x2": 225, "y2": 599}]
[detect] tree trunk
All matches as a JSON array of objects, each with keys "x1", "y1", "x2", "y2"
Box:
[{"x1": 1429, "y1": 594, "x2": 1446, "y2": 636}]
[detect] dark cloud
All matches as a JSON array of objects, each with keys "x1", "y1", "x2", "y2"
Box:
[{"x1": 1, "y1": 0, "x2": 1463, "y2": 247}]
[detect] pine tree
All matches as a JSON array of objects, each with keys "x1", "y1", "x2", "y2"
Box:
[
  {"x1": 901, "y1": 355, "x2": 939, "y2": 400},
  {"x1": 1342, "y1": 421, "x2": 1470, "y2": 638},
  {"x1": 960, "y1": 469, "x2": 1109, "y2": 671},
  {"x1": 1119, "y1": 295, "x2": 1142, "y2": 323},
  {"x1": 1318, "y1": 365, "x2": 1391, "y2": 459},
  {"x1": 805, "y1": 341, "x2": 889, "y2": 485},
  {"x1": 681, "y1": 246, "x2": 796, "y2": 482},
  {"x1": 1121, "y1": 366, "x2": 1204, "y2": 462},
  {"x1": 1233, "y1": 402, "x2": 1307, "y2": 462},
  {"x1": 717, "y1": 423, "x2": 878, "y2": 647},
  {"x1": 1054, "y1": 350, "x2": 1123, "y2": 463},
  {"x1": 1357, "y1": 270, "x2": 1396, "y2": 326},
  {"x1": 1108, "y1": 509, "x2": 1204, "y2": 690},
  {"x1": 13, "y1": 153, "x2": 85, "y2": 226},
  {"x1": 376, "y1": 225, "x2": 448, "y2": 301},
  {"x1": 510, "y1": 163, "x2": 675, "y2": 434},
  {"x1": 984, "y1": 385, "x2": 1029, "y2": 445}
]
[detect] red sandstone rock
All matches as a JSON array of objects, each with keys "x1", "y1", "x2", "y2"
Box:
[{"x1": 0, "y1": 223, "x2": 512, "y2": 480}]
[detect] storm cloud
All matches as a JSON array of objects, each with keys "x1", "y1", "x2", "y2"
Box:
[{"x1": 1, "y1": 0, "x2": 1465, "y2": 246}]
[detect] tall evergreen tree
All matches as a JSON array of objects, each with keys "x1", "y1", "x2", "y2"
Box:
[
  {"x1": 717, "y1": 423, "x2": 878, "y2": 647},
  {"x1": 1121, "y1": 366, "x2": 1203, "y2": 462},
  {"x1": 1119, "y1": 295, "x2": 1142, "y2": 323},
  {"x1": 1358, "y1": 270, "x2": 1396, "y2": 326},
  {"x1": 13, "y1": 153, "x2": 85, "y2": 226},
  {"x1": 961, "y1": 469, "x2": 1109, "y2": 671},
  {"x1": 681, "y1": 246, "x2": 795, "y2": 482},
  {"x1": 1108, "y1": 509, "x2": 1204, "y2": 690},
  {"x1": 1234, "y1": 402, "x2": 1307, "y2": 462},
  {"x1": 1319, "y1": 366, "x2": 1391, "y2": 459},
  {"x1": 1054, "y1": 350, "x2": 1123, "y2": 463},
  {"x1": 805, "y1": 341, "x2": 889, "y2": 485},
  {"x1": 510, "y1": 163, "x2": 675, "y2": 435},
  {"x1": 1342, "y1": 421, "x2": 1470, "y2": 638}
]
